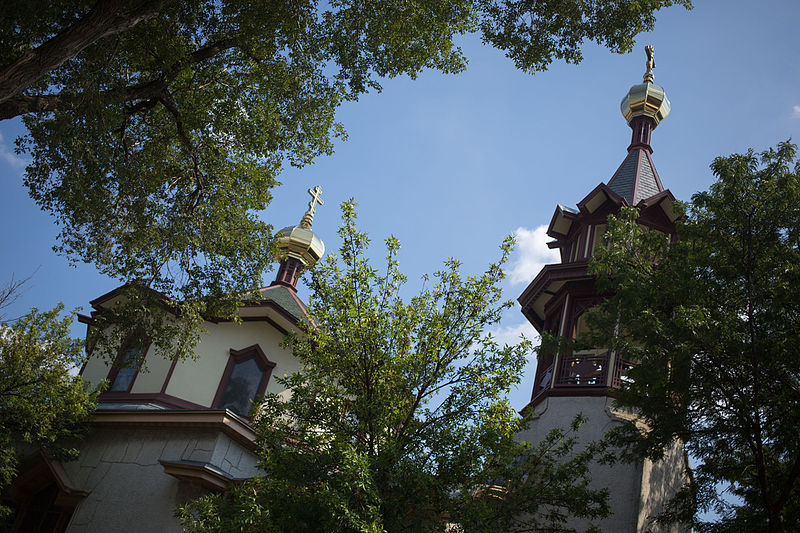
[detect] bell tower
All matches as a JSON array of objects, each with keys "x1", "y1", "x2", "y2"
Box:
[{"x1": 516, "y1": 47, "x2": 688, "y2": 532}]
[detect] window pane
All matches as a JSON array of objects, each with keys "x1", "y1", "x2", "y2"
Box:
[
  {"x1": 110, "y1": 347, "x2": 143, "y2": 392},
  {"x1": 219, "y1": 358, "x2": 264, "y2": 417}
]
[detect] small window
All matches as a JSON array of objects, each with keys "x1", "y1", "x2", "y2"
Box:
[
  {"x1": 591, "y1": 224, "x2": 606, "y2": 255},
  {"x1": 573, "y1": 313, "x2": 590, "y2": 341},
  {"x1": 107, "y1": 344, "x2": 146, "y2": 392},
  {"x1": 213, "y1": 345, "x2": 276, "y2": 418},
  {"x1": 539, "y1": 368, "x2": 553, "y2": 390}
]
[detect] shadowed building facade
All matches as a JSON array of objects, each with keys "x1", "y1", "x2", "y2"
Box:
[
  {"x1": 516, "y1": 47, "x2": 689, "y2": 532},
  {"x1": 2, "y1": 189, "x2": 325, "y2": 533}
]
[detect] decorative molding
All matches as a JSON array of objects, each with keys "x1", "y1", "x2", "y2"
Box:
[
  {"x1": 97, "y1": 391, "x2": 206, "y2": 410},
  {"x1": 239, "y1": 315, "x2": 289, "y2": 336},
  {"x1": 91, "y1": 409, "x2": 257, "y2": 449},
  {"x1": 160, "y1": 355, "x2": 180, "y2": 394},
  {"x1": 524, "y1": 385, "x2": 618, "y2": 411},
  {"x1": 160, "y1": 460, "x2": 243, "y2": 492},
  {"x1": 206, "y1": 299, "x2": 301, "y2": 333}
]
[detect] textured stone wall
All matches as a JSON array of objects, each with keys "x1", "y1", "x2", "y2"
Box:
[
  {"x1": 637, "y1": 440, "x2": 689, "y2": 532},
  {"x1": 62, "y1": 428, "x2": 261, "y2": 533},
  {"x1": 516, "y1": 395, "x2": 688, "y2": 533}
]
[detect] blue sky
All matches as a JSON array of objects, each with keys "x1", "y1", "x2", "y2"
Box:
[{"x1": 1, "y1": 0, "x2": 799, "y2": 410}]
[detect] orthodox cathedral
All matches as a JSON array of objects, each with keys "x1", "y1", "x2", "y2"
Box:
[{"x1": 3, "y1": 49, "x2": 687, "y2": 532}]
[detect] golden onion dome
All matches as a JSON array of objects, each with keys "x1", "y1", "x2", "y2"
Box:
[
  {"x1": 275, "y1": 186, "x2": 325, "y2": 268},
  {"x1": 620, "y1": 45, "x2": 670, "y2": 127}
]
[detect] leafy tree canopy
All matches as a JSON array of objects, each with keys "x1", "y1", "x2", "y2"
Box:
[
  {"x1": 587, "y1": 142, "x2": 800, "y2": 532},
  {"x1": 178, "y1": 201, "x2": 610, "y2": 532},
  {"x1": 0, "y1": 300, "x2": 101, "y2": 523},
  {"x1": 0, "y1": 0, "x2": 690, "y2": 357}
]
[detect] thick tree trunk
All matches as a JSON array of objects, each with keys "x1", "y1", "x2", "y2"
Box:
[
  {"x1": 0, "y1": 95, "x2": 63, "y2": 120},
  {"x1": 0, "y1": 0, "x2": 168, "y2": 106},
  {"x1": 0, "y1": 35, "x2": 237, "y2": 121}
]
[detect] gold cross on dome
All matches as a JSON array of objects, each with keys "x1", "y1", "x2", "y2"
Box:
[
  {"x1": 643, "y1": 45, "x2": 656, "y2": 83},
  {"x1": 300, "y1": 185, "x2": 323, "y2": 229}
]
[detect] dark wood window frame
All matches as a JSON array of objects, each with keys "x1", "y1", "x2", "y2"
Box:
[
  {"x1": 105, "y1": 338, "x2": 151, "y2": 394},
  {"x1": 212, "y1": 344, "x2": 276, "y2": 418}
]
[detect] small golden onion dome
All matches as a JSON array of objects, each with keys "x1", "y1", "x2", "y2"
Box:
[
  {"x1": 620, "y1": 45, "x2": 670, "y2": 127},
  {"x1": 274, "y1": 224, "x2": 325, "y2": 267},
  {"x1": 274, "y1": 186, "x2": 325, "y2": 268}
]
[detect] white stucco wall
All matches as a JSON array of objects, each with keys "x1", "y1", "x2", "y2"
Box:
[
  {"x1": 637, "y1": 439, "x2": 689, "y2": 532},
  {"x1": 130, "y1": 344, "x2": 173, "y2": 393},
  {"x1": 80, "y1": 314, "x2": 301, "y2": 408},
  {"x1": 80, "y1": 354, "x2": 111, "y2": 390},
  {"x1": 165, "y1": 320, "x2": 299, "y2": 407}
]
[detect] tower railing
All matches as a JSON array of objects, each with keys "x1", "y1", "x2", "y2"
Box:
[
  {"x1": 530, "y1": 349, "x2": 637, "y2": 403},
  {"x1": 555, "y1": 349, "x2": 609, "y2": 386}
]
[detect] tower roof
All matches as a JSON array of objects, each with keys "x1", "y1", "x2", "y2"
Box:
[
  {"x1": 606, "y1": 147, "x2": 664, "y2": 204},
  {"x1": 607, "y1": 45, "x2": 669, "y2": 205},
  {"x1": 518, "y1": 45, "x2": 680, "y2": 411}
]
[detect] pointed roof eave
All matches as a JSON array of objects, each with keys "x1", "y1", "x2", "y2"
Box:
[
  {"x1": 12, "y1": 450, "x2": 90, "y2": 505},
  {"x1": 88, "y1": 283, "x2": 313, "y2": 331},
  {"x1": 547, "y1": 204, "x2": 578, "y2": 239},
  {"x1": 518, "y1": 261, "x2": 592, "y2": 332},
  {"x1": 576, "y1": 182, "x2": 628, "y2": 214},
  {"x1": 637, "y1": 188, "x2": 680, "y2": 222},
  {"x1": 89, "y1": 283, "x2": 168, "y2": 309}
]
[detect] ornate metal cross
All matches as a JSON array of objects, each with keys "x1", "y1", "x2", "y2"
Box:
[
  {"x1": 300, "y1": 185, "x2": 323, "y2": 229},
  {"x1": 644, "y1": 45, "x2": 656, "y2": 83}
]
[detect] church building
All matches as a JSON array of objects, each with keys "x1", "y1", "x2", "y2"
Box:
[
  {"x1": 5, "y1": 49, "x2": 691, "y2": 533},
  {"x1": 2, "y1": 189, "x2": 326, "y2": 533}
]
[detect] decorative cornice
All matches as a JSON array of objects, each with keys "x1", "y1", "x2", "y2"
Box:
[
  {"x1": 518, "y1": 262, "x2": 590, "y2": 309},
  {"x1": 91, "y1": 409, "x2": 257, "y2": 450},
  {"x1": 160, "y1": 460, "x2": 246, "y2": 491}
]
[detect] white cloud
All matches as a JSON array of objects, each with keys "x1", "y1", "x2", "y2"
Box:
[
  {"x1": 488, "y1": 319, "x2": 537, "y2": 347},
  {"x1": 507, "y1": 225, "x2": 560, "y2": 285},
  {"x1": 792, "y1": 105, "x2": 800, "y2": 119},
  {"x1": 0, "y1": 132, "x2": 24, "y2": 169}
]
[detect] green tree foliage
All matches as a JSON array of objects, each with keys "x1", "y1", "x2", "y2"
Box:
[
  {"x1": 587, "y1": 142, "x2": 800, "y2": 532},
  {"x1": 178, "y1": 201, "x2": 609, "y2": 532},
  {"x1": 0, "y1": 0, "x2": 690, "y2": 355},
  {"x1": 0, "y1": 303, "x2": 101, "y2": 520}
]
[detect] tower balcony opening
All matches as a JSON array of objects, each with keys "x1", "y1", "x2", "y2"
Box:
[{"x1": 530, "y1": 348, "x2": 636, "y2": 404}]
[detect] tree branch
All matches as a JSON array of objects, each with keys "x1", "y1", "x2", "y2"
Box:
[
  {"x1": 158, "y1": 90, "x2": 203, "y2": 213},
  {"x1": 0, "y1": 0, "x2": 171, "y2": 104},
  {"x1": 0, "y1": 37, "x2": 238, "y2": 120}
]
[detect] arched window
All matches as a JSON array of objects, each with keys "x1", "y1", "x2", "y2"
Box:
[
  {"x1": 212, "y1": 345, "x2": 276, "y2": 418},
  {"x1": 107, "y1": 342, "x2": 148, "y2": 392}
]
